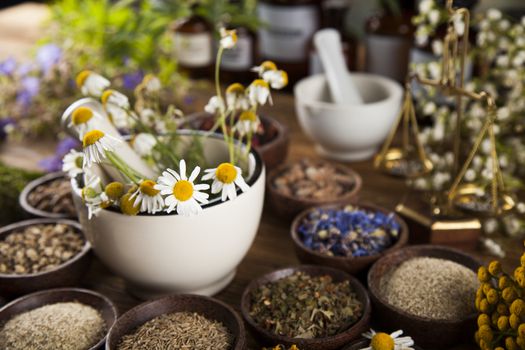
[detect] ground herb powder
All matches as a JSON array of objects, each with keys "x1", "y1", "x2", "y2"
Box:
[
  {"x1": 0, "y1": 301, "x2": 106, "y2": 350},
  {"x1": 380, "y1": 257, "x2": 479, "y2": 320},
  {"x1": 117, "y1": 311, "x2": 233, "y2": 350}
]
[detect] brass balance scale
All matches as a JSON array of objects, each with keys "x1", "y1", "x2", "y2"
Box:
[{"x1": 374, "y1": 0, "x2": 516, "y2": 249}]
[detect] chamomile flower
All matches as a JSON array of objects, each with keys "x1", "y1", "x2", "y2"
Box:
[
  {"x1": 132, "y1": 133, "x2": 157, "y2": 157},
  {"x1": 360, "y1": 329, "x2": 415, "y2": 350},
  {"x1": 62, "y1": 149, "x2": 84, "y2": 177},
  {"x1": 226, "y1": 83, "x2": 249, "y2": 110},
  {"x1": 142, "y1": 74, "x2": 161, "y2": 92},
  {"x1": 69, "y1": 106, "x2": 99, "y2": 138},
  {"x1": 202, "y1": 162, "x2": 249, "y2": 201},
  {"x1": 76, "y1": 70, "x2": 110, "y2": 97},
  {"x1": 251, "y1": 61, "x2": 278, "y2": 76},
  {"x1": 82, "y1": 129, "x2": 121, "y2": 168},
  {"x1": 155, "y1": 160, "x2": 210, "y2": 216},
  {"x1": 220, "y1": 28, "x2": 238, "y2": 49},
  {"x1": 82, "y1": 172, "x2": 109, "y2": 219},
  {"x1": 102, "y1": 89, "x2": 131, "y2": 129},
  {"x1": 248, "y1": 79, "x2": 271, "y2": 106},
  {"x1": 204, "y1": 96, "x2": 225, "y2": 114},
  {"x1": 235, "y1": 110, "x2": 260, "y2": 135},
  {"x1": 130, "y1": 180, "x2": 164, "y2": 214},
  {"x1": 262, "y1": 69, "x2": 288, "y2": 89}
]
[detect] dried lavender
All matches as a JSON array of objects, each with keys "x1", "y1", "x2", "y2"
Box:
[
  {"x1": 117, "y1": 312, "x2": 233, "y2": 350},
  {"x1": 249, "y1": 271, "x2": 363, "y2": 339},
  {"x1": 297, "y1": 205, "x2": 400, "y2": 257},
  {"x1": 379, "y1": 257, "x2": 479, "y2": 320},
  {"x1": 27, "y1": 178, "x2": 77, "y2": 217},
  {"x1": 273, "y1": 159, "x2": 355, "y2": 200},
  {"x1": 0, "y1": 302, "x2": 106, "y2": 350},
  {"x1": 0, "y1": 224, "x2": 84, "y2": 274}
]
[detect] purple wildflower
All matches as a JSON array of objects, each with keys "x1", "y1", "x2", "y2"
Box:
[
  {"x1": 16, "y1": 76, "x2": 40, "y2": 108},
  {"x1": 122, "y1": 70, "x2": 144, "y2": 90},
  {"x1": 39, "y1": 136, "x2": 80, "y2": 173},
  {"x1": 0, "y1": 58, "x2": 16, "y2": 76},
  {"x1": 17, "y1": 62, "x2": 34, "y2": 77},
  {"x1": 36, "y1": 44, "x2": 62, "y2": 74}
]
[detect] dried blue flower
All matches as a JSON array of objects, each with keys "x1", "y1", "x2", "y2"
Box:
[
  {"x1": 297, "y1": 205, "x2": 400, "y2": 258},
  {"x1": 16, "y1": 77, "x2": 40, "y2": 108}
]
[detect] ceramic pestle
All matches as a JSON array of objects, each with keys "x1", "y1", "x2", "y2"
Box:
[{"x1": 313, "y1": 29, "x2": 363, "y2": 105}]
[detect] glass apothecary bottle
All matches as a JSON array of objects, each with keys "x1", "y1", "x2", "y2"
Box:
[
  {"x1": 220, "y1": 26, "x2": 257, "y2": 84},
  {"x1": 172, "y1": 14, "x2": 213, "y2": 80},
  {"x1": 257, "y1": 0, "x2": 322, "y2": 85}
]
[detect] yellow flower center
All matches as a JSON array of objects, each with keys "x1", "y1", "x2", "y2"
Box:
[
  {"x1": 370, "y1": 333, "x2": 395, "y2": 350},
  {"x1": 101, "y1": 89, "x2": 114, "y2": 105},
  {"x1": 82, "y1": 187, "x2": 97, "y2": 200},
  {"x1": 280, "y1": 71, "x2": 289, "y2": 87},
  {"x1": 252, "y1": 79, "x2": 269, "y2": 89},
  {"x1": 105, "y1": 182, "x2": 124, "y2": 200},
  {"x1": 261, "y1": 61, "x2": 277, "y2": 72},
  {"x1": 215, "y1": 163, "x2": 237, "y2": 184},
  {"x1": 74, "y1": 156, "x2": 83, "y2": 168},
  {"x1": 140, "y1": 180, "x2": 160, "y2": 197},
  {"x1": 76, "y1": 70, "x2": 91, "y2": 88},
  {"x1": 120, "y1": 193, "x2": 140, "y2": 216},
  {"x1": 239, "y1": 110, "x2": 257, "y2": 122},
  {"x1": 226, "y1": 83, "x2": 245, "y2": 95},
  {"x1": 173, "y1": 180, "x2": 194, "y2": 202},
  {"x1": 83, "y1": 130, "x2": 105, "y2": 147},
  {"x1": 72, "y1": 106, "x2": 93, "y2": 125}
]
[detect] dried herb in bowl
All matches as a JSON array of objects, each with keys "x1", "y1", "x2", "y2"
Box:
[
  {"x1": 0, "y1": 223, "x2": 84, "y2": 274},
  {"x1": 296, "y1": 205, "x2": 400, "y2": 257},
  {"x1": 249, "y1": 271, "x2": 363, "y2": 339},
  {"x1": 0, "y1": 301, "x2": 106, "y2": 350},
  {"x1": 117, "y1": 311, "x2": 233, "y2": 350},
  {"x1": 27, "y1": 178, "x2": 76, "y2": 217},
  {"x1": 272, "y1": 159, "x2": 355, "y2": 200}
]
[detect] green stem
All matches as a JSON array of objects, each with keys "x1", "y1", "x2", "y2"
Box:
[{"x1": 106, "y1": 151, "x2": 141, "y2": 184}]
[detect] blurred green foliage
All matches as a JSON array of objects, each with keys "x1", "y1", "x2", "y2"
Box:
[{"x1": 0, "y1": 163, "x2": 42, "y2": 225}]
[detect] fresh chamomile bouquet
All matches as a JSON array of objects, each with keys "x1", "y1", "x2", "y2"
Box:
[
  {"x1": 62, "y1": 28, "x2": 287, "y2": 218},
  {"x1": 409, "y1": 2, "x2": 525, "y2": 240}
]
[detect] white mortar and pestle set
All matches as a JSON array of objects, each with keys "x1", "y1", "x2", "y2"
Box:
[{"x1": 295, "y1": 29, "x2": 403, "y2": 161}]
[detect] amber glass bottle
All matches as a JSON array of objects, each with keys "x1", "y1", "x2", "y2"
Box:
[
  {"x1": 172, "y1": 14, "x2": 213, "y2": 79},
  {"x1": 257, "y1": 0, "x2": 322, "y2": 86},
  {"x1": 364, "y1": 0, "x2": 415, "y2": 82}
]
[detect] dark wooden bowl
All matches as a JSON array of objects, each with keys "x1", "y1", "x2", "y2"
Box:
[
  {"x1": 19, "y1": 171, "x2": 77, "y2": 219},
  {"x1": 0, "y1": 218, "x2": 92, "y2": 297},
  {"x1": 291, "y1": 203, "x2": 409, "y2": 276},
  {"x1": 342, "y1": 338, "x2": 425, "y2": 350},
  {"x1": 240, "y1": 265, "x2": 371, "y2": 350},
  {"x1": 367, "y1": 245, "x2": 481, "y2": 349},
  {"x1": 0, "y1": 288, "x2": 117, "y2": 350},
  {"x1": 266, "y1": 160, "x2": 362, "y2": 220},
  {"x1": 187, "y1": 112, "x2": 290, "y2": 171},
  {"x1": 106, "y1": 294, "x2": 246, "y2": 350}
]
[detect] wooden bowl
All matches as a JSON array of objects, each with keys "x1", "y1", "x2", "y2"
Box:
[
  {"x1": 367, "y1": 245, "x2": 481, "y2": 349},
  {"x1": 240, "y1": 265, "x2": 371, "y2": 350},
  {"x1": 19, "y1": 171, "x2": 77, "y2": 219},
  {"x1": 106, "y1": 294, "x2": 246, "y2": 350},
  {"x1": 188, "y1": 112, "x2": 290, "y2": 171},
  {"x1": 342, "y1": 338, "x2": 425, "y2": 350},
  {"x1": 291, "y1": 203, "x2": 409, "y2": 276},
  {"x1": 266, "y1": 160, "x2": 362, "y2": 220},
  {"x1": 0, "y1": 288, "x2": 117, "y2": 350},
  {"x1": 0, "y1": 218, "x2": 92, "y2": 297}
]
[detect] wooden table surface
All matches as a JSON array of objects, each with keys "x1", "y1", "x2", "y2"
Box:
[{"x1": 1, "y1": 3, "x2": 522, "y2": 350}]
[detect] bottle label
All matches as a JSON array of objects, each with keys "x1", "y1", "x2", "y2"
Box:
[
  {"x1": 173, "y1": 32, "x2": 212, "y2": 67},
  {"x1": 257, "y1": 3, "x2": 319, "y2": 62},
  {"x1": 221, "y1": 35, "x2": 253, "y2": 71}
]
